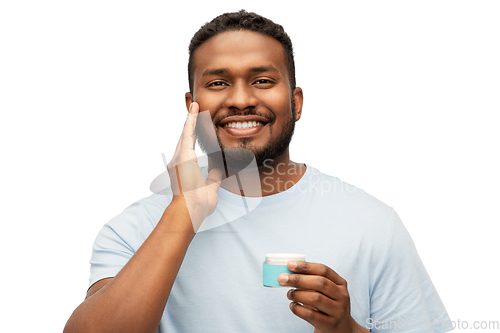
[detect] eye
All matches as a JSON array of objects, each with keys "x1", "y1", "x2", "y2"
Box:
[
  {"x1": 253, "y1": 79, "x2": 275, "y2": 88},
  {"x1": 254, "y1": 79, "x2": 273, "y2": 84},
  {"x1": 207, "y1": 81, "x2": 228, "y2": 88}
]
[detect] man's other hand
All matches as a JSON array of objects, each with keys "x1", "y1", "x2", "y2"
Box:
[{"x1": 278, "y1": 261, "x2": 368, "y2": 333}]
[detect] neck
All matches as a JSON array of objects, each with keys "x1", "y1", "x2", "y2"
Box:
[{"x1": 209, "y1": 150, "x2": 306, "y2": 197}]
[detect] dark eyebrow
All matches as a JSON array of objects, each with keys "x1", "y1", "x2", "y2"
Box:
[
  {"x1": 201, "y1": 66, "x2": 279, "y2": 77},
  {"x1": 202, "y1": 68, "x2": 228, "y2": 77},
  {"x1": 249, "y1": 66, "x2": 279, "y2": 74}
]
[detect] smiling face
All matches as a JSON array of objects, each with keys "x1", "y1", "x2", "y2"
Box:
[{"x1": 186, "y1": 30, "x2": 303, "y2": 169}]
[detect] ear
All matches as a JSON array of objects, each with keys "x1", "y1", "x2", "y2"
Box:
[
  {"x1": 185, "y1": 92, "x2": 193, "y2": 113},
  {"x1": 292, "y1": 87, "x2": 303, "y2": 121}
]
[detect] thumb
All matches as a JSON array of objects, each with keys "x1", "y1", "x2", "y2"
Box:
[{"x1": 206, "y1": 168, "x2": 223, "y2": 192}]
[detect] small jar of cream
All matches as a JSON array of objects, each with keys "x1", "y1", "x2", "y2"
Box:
[{"x1": 263, "y1": 253, "x2": 306, "y2": 287}]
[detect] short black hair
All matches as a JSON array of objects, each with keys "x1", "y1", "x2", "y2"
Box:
[{"x1": 188, "y1": 10, "x2": 296, "y2": 94}]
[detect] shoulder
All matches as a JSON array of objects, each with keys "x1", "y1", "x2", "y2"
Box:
[
  {"x1": 98, "y1": 191, "x2": 173, "y2": 249},
  {"x1": 110, "y1": 191, "x2": 171, "y2": 224},
  {"x1": 306, "y1": 165, "x2": 394, "y2": 215},
  {"x1": 301, "y1": 165, "x2": 397, "y2": 246}
]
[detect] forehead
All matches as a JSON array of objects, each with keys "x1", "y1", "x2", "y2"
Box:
[{"x1": 192, "y1": 30, "x2": 288, "y2": 81}]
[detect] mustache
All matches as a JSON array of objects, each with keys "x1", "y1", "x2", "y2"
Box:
[{"x1": 214, "y1": 111, "x2": 273, "y2": 126}]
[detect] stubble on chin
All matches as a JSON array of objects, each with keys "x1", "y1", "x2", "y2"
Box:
[{"x1": 196, "y1": 101, "x2": 296, "y2": 172}]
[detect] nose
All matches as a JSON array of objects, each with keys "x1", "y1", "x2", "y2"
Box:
[{"x1": 224, "y1": 81, "x2": 258, "y2": 110}]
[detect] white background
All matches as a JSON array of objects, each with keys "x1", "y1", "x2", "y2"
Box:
[{"x1": 1, "y1": 1, "x2": 499, "y2": 332}]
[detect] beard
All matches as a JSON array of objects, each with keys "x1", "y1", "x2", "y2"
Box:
[{"x1": 196, "y1": 99, "x2": 296, "y2": 174}]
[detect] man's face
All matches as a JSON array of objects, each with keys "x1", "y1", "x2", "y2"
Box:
[{"x1": 187, "y1": 30, "x2": 302, "y2": 169}]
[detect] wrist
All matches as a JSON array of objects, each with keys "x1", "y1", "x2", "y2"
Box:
[
  {"x1": 169, "y1": 194, "x2": 213, "y2": 234},
  {"x1": 160, "y1": 197, "x2": 198, "y2": 237},
  {"x1": 350, "y1": 317, "x2": 369, "y2": 333}
]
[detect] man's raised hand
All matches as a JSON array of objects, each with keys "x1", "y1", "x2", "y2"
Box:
[{"x1": 167, "y1": 102, "x2": 223, "y2": 232}]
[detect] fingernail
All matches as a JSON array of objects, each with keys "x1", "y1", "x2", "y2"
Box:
[
  {"x1": 189, "y1": 103, "x2": 193, "y2": 113},
  {"x1": 278, "y1": 274, "x2": 289, "y2": 285},
  {"x1": 288, "y1": 260, "x2": 297, "y2": 269},
  {"x1": 287, "y1": 289, "x2": 294, "y2": 300}
]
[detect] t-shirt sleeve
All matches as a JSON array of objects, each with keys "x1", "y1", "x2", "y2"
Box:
[
  {"x1": 88, "y1": 201, "x2": 153, "y2": 290},
  {"x1": 368, "y1": 209, "x2": 453, "y2": 333}
]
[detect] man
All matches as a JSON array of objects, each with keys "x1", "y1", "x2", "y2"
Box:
[{"x1": 64, "y1": 10, "x2": 452, "y2": 333}]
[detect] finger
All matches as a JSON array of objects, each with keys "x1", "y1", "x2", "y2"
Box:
[
  {"x1": 287, "y1": 288, "x2": 320, "y2": 312},
  {"x1": 172, "y1": 102, "x2": 199, "y2": 160},
  {"x1": 171, "y1": 102, "x2": 198, "y2": 159},
  {"x1": 172, "y1": 132, "x2": 182, "y2": 158},
  {"x1": 179, "y1": 102, "x2": 200, "y2": 153},
  {"x1": 301, "y1": 303, "x2": 320, "y2": 313},
  {"x1": 287, "y1": 288, "x2": 337, "y2": 315},
  {"x1": 289, "y1": 302, "x2": 335, "y2": 332},
  {"x1": 278, "y1": 273, "x2": 342, "y2": 301},
  {"x1": 288, "y1": 261, "x2": 346, "y2": 286}
]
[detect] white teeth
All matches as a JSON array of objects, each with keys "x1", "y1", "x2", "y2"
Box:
[{"x1": 224, "y1": 121, "x2": 264, "y2": 129}]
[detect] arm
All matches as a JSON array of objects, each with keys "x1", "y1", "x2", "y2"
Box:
[
  {"x1": 64, "y1": 103, "x2": 223, "y2": 333},
  {"x1": 64, "y1": 198, "x2": 195, "y2": 333}
]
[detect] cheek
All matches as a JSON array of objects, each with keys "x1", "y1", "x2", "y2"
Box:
[
  {"x1": 259, "y1": 88, "x2": 292, "y2": 111},
  {"x1": 195, "y1": 92, "x2": 223, "y2": 116}
]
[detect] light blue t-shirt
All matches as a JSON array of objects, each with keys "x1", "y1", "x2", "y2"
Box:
[{"x1": 89, "y1": 164, "x2": 452, "y2": 332}]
